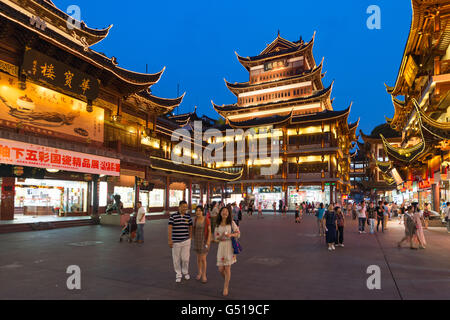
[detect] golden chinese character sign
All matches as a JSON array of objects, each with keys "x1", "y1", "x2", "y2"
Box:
[
  {"x1": 0, "y1": 73, "x2": 104, "y2": 142},
  {"x1": 0, "y1": 138, "x2": 120, "y2": 176},
  {"x1": 22, "y1": 48, "x2": 99, "y2": 101}
]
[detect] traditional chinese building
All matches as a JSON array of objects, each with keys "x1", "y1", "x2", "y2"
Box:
[
  {"x1": 381, "y1": 0, "x2": 450, "y2": 210},
  {"x1": 358, "y1": 124, "x2": 402, "y2": 202},
  {"x1": 0, "y1": 0, "x2": 240, "y2": 224},
  {"x1": 211, "y1": 33, "x2": 358, "y2": 208}
]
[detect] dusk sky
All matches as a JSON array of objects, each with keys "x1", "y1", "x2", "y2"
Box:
[{"x1": 54, "y1": 0, "x2": 412, "y2": 136}]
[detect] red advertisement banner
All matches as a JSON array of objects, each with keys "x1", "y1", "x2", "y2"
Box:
[{"x1": 0, "y1": 138, "x2": 120, "y2": 176}]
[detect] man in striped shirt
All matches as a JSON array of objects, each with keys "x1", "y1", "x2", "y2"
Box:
[{"x1": 168, "y1": 200, "x2": 193, "y2": 283}]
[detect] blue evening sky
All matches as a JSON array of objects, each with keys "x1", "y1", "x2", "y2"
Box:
[{"x1": 54, "y1": 0, "x2": 411, "y2": 135}]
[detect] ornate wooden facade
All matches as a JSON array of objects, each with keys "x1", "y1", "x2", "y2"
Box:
[
  {"x1": 0, "y1": 0, "x2": 240, "y2": 220},
  {"x1": 212, "y1": 34, "x2": 358, "y2": 205},
  {"x1": 382, "y1": 0, "x2": 450, "y2": 210}
]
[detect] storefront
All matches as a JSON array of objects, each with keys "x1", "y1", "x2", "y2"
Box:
[
  {"x1": 288, "y1": 186, "x2": 330, "y2": 209},
  {"x1": 0, "y1": 138, "x2": 120, "y2": 221},
  {"x1": 15, "y1": 179, "x2": 88, "y2": 216},
  {"x1": 139, "y1": 188, "x2": 165, "y2": 213},
  {"x1": 251, "y1": 186, "x2": 283, "y2": 210}
]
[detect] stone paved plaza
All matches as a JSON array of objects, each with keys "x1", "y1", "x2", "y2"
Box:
[{"x1": 0, "y1": 214, "x2": 449, "y2": 300}]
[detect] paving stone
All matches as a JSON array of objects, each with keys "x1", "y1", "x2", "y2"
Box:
[{"x1": 0, "y1": 214, "x2": 448, "y2": 300}]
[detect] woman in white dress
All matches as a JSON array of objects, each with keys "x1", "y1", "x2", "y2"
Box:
[{"x1": 215, "y1": 206, "x2": 240, "y2": 297}]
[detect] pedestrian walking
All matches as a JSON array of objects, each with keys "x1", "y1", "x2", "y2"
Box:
[
  {"x1": 357, "y1": 201, "x2": 367, "y2": 234},
  {"x1": 423, "y1": 203, "x2": 431, "y2": 229},
  {"x1": 193, "y1": 206, "x2": 211, "y2": 284},
  {"x1": 383, "y1": 202, "x2": 390, "y2": 230},
  {"x1": 412, "y1": 203, "x2": 426, "y2": 249},
  {"x1": 168, "y1": 201, "x2": 193, "y2": 283},
  {"x1": 210, "y1": 202, "x2": 219, "y2": 240},
  {"x1": 335, "y1": 207, "x2": 345, "y2": 247},
  {"x1": 399, "y1": 202, "x2": 405, "y2": 224},
  {"x1": 346, "y1": 202, "x2": 352, "y2": 217},
  {"x1": 295, "y1": 203, "x2": 300, "y2": 223},
  {"x1": 232, "y1": 203, "x2": 241, "y2": 226},
  {"x1": 323, "y1": 205, "x2": 337, "y2": 251},
  {"x1": 398, "y1": 206, "x2": 418, "y2": 250},
  {"x1": 376, "y1": 201, "x2": 385, "y2": 233},
  {"x1": 391, "y1": 202, "x2": 398, "y2": 218},
  {"x1": 214, "y1": 206, "x2": 240, "y2": 297},
  {"x1": 136, "y1": 201, "x2": 146, "y2": 244},
  {"x1": 248, "y1": 201, "x2": 254, "y2": 216},
  {"x1": 257, "y1": 202, "x2": 263, "y2": 219},
  {"x1": 273, "y1": 202, "x2": 277, "y2": 216},
  {"x1": 446, "y1": 202, "x2": 450, "y2": 233},
  {"x1": 367, "y1": 202, "x2": 376, "y2": 234},
  {"x1": 316, "y1": 203, "x2": 326, "y2": 236},
  {"x1": 352, "y1": 202, "x2": 357, "y2": 220}
]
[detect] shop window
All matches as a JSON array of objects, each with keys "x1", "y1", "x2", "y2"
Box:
[
  {"x1": 114, "y1": 186, "x2": 135, "y2": 209},
  {"x1": 99, "y1": 181, "x2": 108, "y2": 207},
  {"x1": 149, "y1": 189, "x2": 165, "y2": 207},
  {"x1": 15, "y1": 179, "x2": 88, "y2": 215},
  {"x1": 170, "y1": 190, "x2": 184, "y2": 207}
]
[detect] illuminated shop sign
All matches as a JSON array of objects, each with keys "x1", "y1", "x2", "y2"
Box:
[
  {"x1": 0, "y1": 138, "x2": 120, "y2": 176},
  {"x1": 0, "y1": 73, "x2": 104, "y2": 142},
  {"x1": 22, "y1": 48, "x2": 99, "y2": 101}
]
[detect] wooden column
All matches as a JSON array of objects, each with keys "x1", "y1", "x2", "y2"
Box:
[
  {"x1": 284, "y1": 186, "x2": 289, "y2": 211},
  {"x1": 221, "y1": 184, "x2": 225, "y2": 204},
  {"x1": 207, "y1": 181, "x2": 211, "y2": 205},
  {"x1": 432, "y1": 183, "x2": 440, "y2": 212},
  {"x1": 188, "y1": 179, "x2": 192, "y2": 212},
  {"x1": 1, "y1": 178, "x2": 15, "y2": 221},
  {"x1": 165, "y1": 176, "x2": 170, "y2": 214},
  {"x1": 92, "y1": 177, "x2": 99, "y2": 218},
  {"x1": 134, "y1": 176, "x2": 140, "y2": 213}
]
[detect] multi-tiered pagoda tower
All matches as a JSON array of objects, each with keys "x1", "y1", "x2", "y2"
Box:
[{"x1": 212, "y1": 33, "x2": 358, "y2": 207}]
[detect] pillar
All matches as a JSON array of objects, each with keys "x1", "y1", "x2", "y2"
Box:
[
  {"x1": 200, "y1": 183, "x2": 204, "y2": 205},
  {"x1": 284, "y1": 186, "x2": 289, "y2": 210},
  {"x1": 92, "y1": 176, "x2": 99, "y2": 218},
  {"x1": 1, "y1": 177, "x2": 15, "y2": 221},
  {"x1": 207, "y1": 181, "x2": 210, "y2": 204},
  {"x1": 134, "y1": 176, "x2": 140, "y2": 213},
  {"x1": 432, "y1": 183, "x2": 440, "y2": 212},
  {"x1": 165, "y1": 176, "x2": 170, "y2": 214},
  {"x1": 188, "y1": 179, "x2": 192, "y2": 212},
  {"x1": 330, "y1": 185, "x2": 334, "y2": 204},
  {"x1": 221, "y1": 184, "x2": 225, "y2": 204}
]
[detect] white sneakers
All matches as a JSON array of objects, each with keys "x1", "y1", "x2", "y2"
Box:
[
  {"x1": 176, "y1": 278, "x2": 182, "y2": 283},
  {"x1": 328, "y1": 247, "x2": 332, "y2": 251},
  {"x1": 184, "y1": 274, "x2": 190, "y2": 280}
]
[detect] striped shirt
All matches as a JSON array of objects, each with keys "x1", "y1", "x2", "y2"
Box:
[{"x1": 168, "y1": 212, "x2": 193, "y2": 243}]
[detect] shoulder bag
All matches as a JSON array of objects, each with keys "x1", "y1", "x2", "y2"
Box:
[{"x1": 231, "y1": 222, "x2": 242, "y2": 254}]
